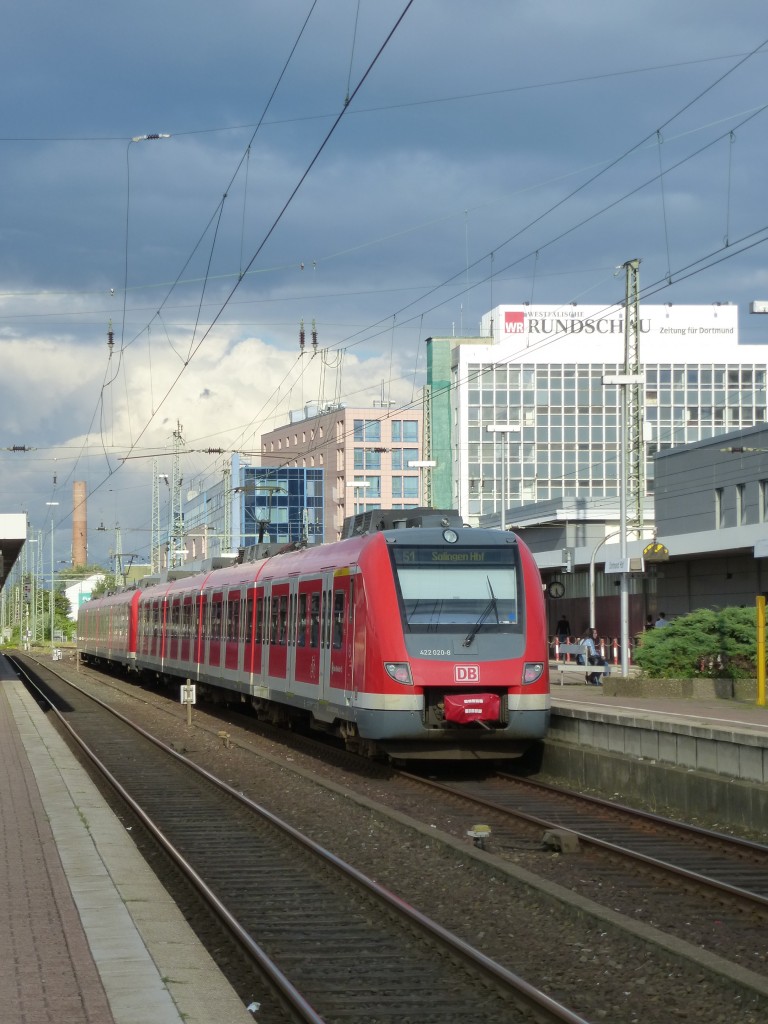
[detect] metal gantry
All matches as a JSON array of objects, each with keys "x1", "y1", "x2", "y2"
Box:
[
  {"x1": 169, "y1": 421, "x2": 185, "y2": 567},
  {"x1": 624, "y1": 258, "x2": 644, "y2": 539}
]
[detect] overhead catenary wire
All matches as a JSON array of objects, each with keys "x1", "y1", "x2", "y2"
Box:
[{"x1": 16, "y1": 27, "x2": 768, "y2": 546}]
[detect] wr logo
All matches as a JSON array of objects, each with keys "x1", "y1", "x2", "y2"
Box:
[{"x1": 504, "y1": 312, "x2": 525, "y2": 334}]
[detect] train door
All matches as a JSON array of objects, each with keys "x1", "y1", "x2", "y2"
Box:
[
  {"x1": 195, "y1": 593, "x2": 206, "y2": 667},
  {"x1": 253, "y1": 586, "x2": 266, "y2": 680},
  {"x1": 243, "y1": 587, "x2": 256, "y2": 677},
  {"x1": 224, "y1": 589, "x2": 241, "y2": 671},
  {"x1": 327, "y1": 572, "x2": 355, "y2": 702},
  {"x1": 209, "y1": 592, "x2": 223, "y2": 668},
  {"x1": 151, "y1": 600, "x2": 161, "y2": 659},
  {"x1": 137, "y1": 602, "x2": 148, "y2": 658},
  {"x1": 313, "y1": 576, "x2": 333, "y2": 717},
  {"x1": 267, "y1": 582, "x2": 289, "y2": 683},
  {"x1": 161, "y1": 598, "x2": 170, "y2": 662},
  {"x1": 294, "y1": 579, "x2": 321, "y2": 686},
  {"x1": 169, "y1": 598, "x2": 181, "y2": 661},
  {"x1": 181, "y1": 596, "x2": 193, "y2": 662}
]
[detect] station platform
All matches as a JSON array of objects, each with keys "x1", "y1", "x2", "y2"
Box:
[
  {"x1": 0, "y1": 653, "x2": 253, "y2": 1024},
  {"x1": 545, "y1": 660, "x2": 768, "y2": 829}
]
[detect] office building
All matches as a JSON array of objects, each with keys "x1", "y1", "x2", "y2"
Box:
[
  {"x1": 426, "y1": 302, "x2": 765, "y2": 524},
  {"x1": 260, "y1": 404, "x2": 424, "y2": 541},
  {"x1": 182, "y1": 456, "x2": 324, "y2": 559}
]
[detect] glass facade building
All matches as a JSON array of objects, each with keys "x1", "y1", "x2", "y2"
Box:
[
  {"x1": 182, "y1": 456, "x2": 324, "y2": 559},
  {"x1": 427, "y1": 303, "x2": 768, "y2": 525}
]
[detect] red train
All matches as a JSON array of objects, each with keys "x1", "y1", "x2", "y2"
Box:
[{"x1": 77, "y1": 522, "x2": 550, "y2": 761}]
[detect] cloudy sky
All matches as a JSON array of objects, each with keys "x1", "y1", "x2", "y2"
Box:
[{"x1": 2, "y1": 0, "x2": 768, "y2": 568}]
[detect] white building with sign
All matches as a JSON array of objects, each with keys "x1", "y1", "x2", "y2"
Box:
[{"x1": 427, "y1": 302, "x2": 765, "y2": 523}]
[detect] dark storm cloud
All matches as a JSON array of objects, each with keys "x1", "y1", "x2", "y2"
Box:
[{"x1": 2, "y1": 0, "x2": 768, "y2": 564}]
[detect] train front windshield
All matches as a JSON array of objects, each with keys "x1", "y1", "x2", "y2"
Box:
[{"x1": 390, "y1": 545, "x2": 521, "y2": 634}]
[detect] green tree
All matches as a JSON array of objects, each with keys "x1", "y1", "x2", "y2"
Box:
[
  {"x1": 90, "y1": 571, "x2": 117, "y2": 598},
  {"x1": 634, "y1": 606, "x2": 766, "y2": 679}
]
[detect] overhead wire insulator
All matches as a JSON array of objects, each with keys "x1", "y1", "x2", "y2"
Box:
[
  {"x1": 299, "y1": 318, "x2": 305, "y2": 354},
  {"x1": 312, "y1": 318, "x2": 318, "y2": 353},
  {"x1": 107, "y1": 319, "x2": 114, "y2": 354}
]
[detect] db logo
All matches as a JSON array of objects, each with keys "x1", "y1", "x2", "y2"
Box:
[
  {"x1": 504, "y1": 311, "x2": 525, "y2": 334},
  {"x1": 455, "y1": 665, "x2": 480, "y2": 682}
]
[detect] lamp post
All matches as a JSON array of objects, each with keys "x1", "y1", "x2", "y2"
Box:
[
  {"x1": 486, "y1": 425, "x2": 520, "y2": 531},
  {"x1": 25, "y1": 536, "x2": 38, "y2": 648},
  {"x1": 407, "y1": 460, "x2": 437, "y2": 507},
  {"x1": 46, "y1": 502, "x2": 59, "y2": 644},
  {"x1": 346, "y1": 480, "x2": 370, "y2": 515},
  {"x1": 602, "y1": 374, "x2": 644, "y2": 677},
  {"x1": 588, "y1": 529, "x2": 621, "y2": 630}
]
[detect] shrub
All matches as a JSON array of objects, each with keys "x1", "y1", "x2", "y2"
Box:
[{"x1": 633, "y1": 606, "x2": 767, "y2": 679}]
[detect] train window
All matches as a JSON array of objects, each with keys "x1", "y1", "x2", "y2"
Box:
[
  {"x1": 309, "y1": 593, "x2": 320, "y2": 648},
  {"x1": 256, "y1": 596, "x2": 264, "y2": 644},
  {"x1": 211, "y1": 599, "x2": 223, "y2": 640},
  {"x1": 227, "y1": 597, "x2": 240, "y2": 641},
  {"x1": 278, "y1": 595, "x2": 288, "y2": 645},
  {"x1": 332, "y1": 591, "x2": 345, "y2": 650},
  {"x1": 390, "y1": 545, "x2": 521, "y2": 634},
  {"x1": 297, "y1": 593, "x2": 307, "y2": 647},
  {"x1": 245, "y1": 596, "x2": 254, "y2": 643},
  {"x1": 270, "y1": 597, "x2": 280, "y2": 646}
]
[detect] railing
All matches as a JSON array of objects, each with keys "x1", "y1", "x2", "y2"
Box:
[{"x1": 551, "y1": 635, "x2": 633, "y2": 665}]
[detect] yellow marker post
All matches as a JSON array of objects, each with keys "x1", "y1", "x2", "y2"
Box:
[{"x1": 757, "y1": 596, "x2": 766, "y2": 708}]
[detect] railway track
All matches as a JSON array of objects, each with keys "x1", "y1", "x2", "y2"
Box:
[
  {"x1": 16, "y1": 652, "x2": 768, "y2": 1023},
  {"x1": 11, "y1": 655, "x2": 586, "y2": 1024},
  {"x1": 410, "y1": 770, "x2": 768, "y2": 914}
]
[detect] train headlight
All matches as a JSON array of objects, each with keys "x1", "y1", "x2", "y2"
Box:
[
  {"x1": 442, "y1": 528, "x2": 459, "y2": 543},
  {"x1": 384, "y1": 662, "x2": 414, "y2": 685},
  {"x1": 522, "y1": 662, "x2": 545, "y2": 684}
]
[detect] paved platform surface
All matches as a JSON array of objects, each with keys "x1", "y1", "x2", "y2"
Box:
[
  {"x1": 0, "y1": 653, "x2": 254, "y2": 1024},
  {"x1": 549, "y1": 659, "x2": 768, "y2": 740}
]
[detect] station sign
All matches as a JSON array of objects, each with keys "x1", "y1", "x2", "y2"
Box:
[{"x1": 604, "y1": 556, "x2": 644, "y2": 574}]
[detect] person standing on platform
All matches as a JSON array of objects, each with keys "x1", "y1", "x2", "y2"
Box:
[
  {"x1": 655, "y1": 612, "x2": 669, "y2": 628},
  {"x1": 555, "y1": 614, "x2": 571, "y2": 661}
]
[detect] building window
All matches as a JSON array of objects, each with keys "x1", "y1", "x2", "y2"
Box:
[
  {"x1": 391, "y1": 420, "x2": 419, "y2": 443},
  {"x1": 362, "y1": 476, "x2": 381, "y2": 498},
  {"x1": 760, "y1": 481, "x2": 768, "y2": 523},
  {"x1": 391, "y1": 476, "x2": 419, "y2": 500},
  {"x1": 354, "y1": 449, "x2": 382, "y2": 470},
  {"x1": 715, "y1": 487, "x2": 724, "y2": 529},
  {"x1": 353, "y1": 419, "x2": 381, "y2": 442},
  {"x1": 736, "y1": 483, "x2": 746, "y2": 526},
  {"x1": 391, "y1": 447, "x2": 419, "y2": 470}
]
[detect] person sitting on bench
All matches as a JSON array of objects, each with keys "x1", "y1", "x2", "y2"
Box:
[{"x1": 582, "y1": 628, "x2": 609, "y2": 685}]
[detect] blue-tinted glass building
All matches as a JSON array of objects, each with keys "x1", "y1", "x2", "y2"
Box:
[{"x1": 181, "y1": 455, "x2": 324, "y2": 560}]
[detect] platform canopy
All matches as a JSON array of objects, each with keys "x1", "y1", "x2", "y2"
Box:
[{"x1": 0, "y1": 514, "x2": 28, "y2": 592}]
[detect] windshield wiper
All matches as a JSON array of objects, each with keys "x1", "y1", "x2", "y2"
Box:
[{"x1": 462, "y1": 578, "x2": 498, "y2": 647}]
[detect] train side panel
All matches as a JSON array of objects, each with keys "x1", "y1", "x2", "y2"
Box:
[
  {"x1": 77, "y1": 526, "x2": 549, "y2": 760},
  {"x1": 78, "y1": 589, "x2": 139, "y2": 669}
]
